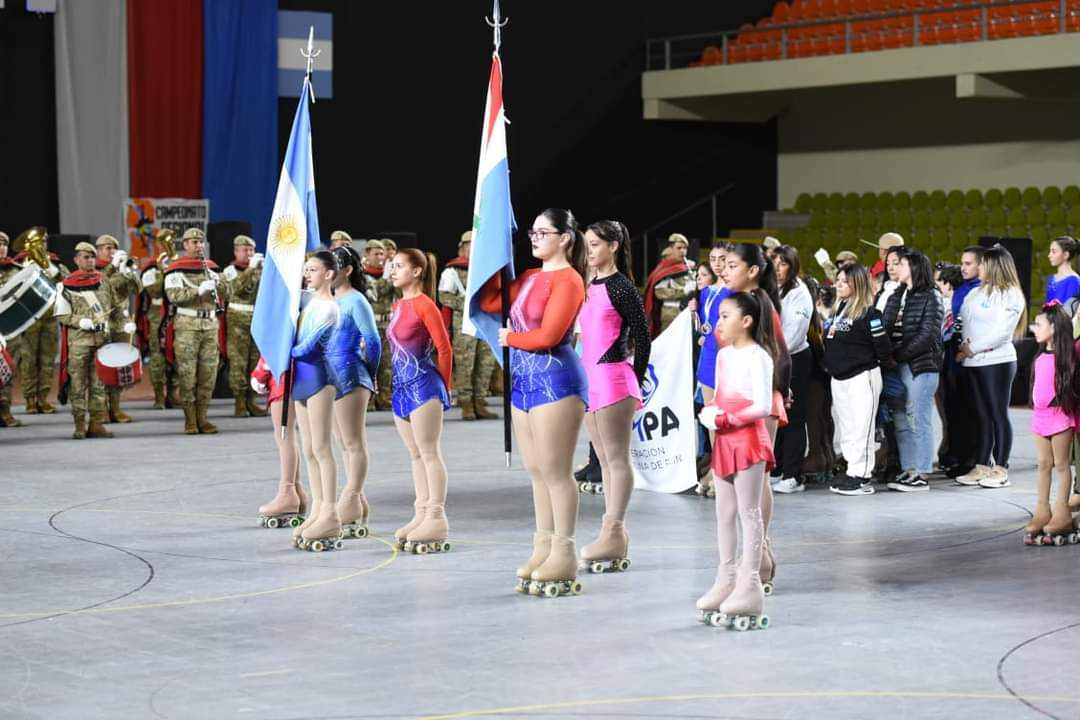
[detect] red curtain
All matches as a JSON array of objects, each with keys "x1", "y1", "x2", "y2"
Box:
[{"x1": 127, "y1": 0, "x2": 203, "y2": 197}]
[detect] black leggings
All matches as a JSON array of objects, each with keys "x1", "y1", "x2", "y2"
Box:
[
  {"x1": 775, "y1": 347, "x2": 812, "y2": 478},
  {"x1": 968, "y1": 361, "x2": 1016, "y2": 467}
]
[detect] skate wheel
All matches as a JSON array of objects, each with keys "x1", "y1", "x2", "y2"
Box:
[
  {"x1": 733, "y1": 616, "x2": 751, "y2": 632},
  {"x1": 403, "y1": 541, "x2": 414, "y2": 553},
  {"x1": 267, "y1": 517, "x2": 280, "y2": 529},
  {"x1": 334, "y1": 540, "x2": 343, "y2": 550},
  {"x1": 416, "y1": 543, "x2": 429, "y2": 555},
  {"x1": 357, "y1": 527, "x2": 368, "y2": 538},
  {"x1": 571, "y1": 581, "x2": 583, "y2": 595},
  {"x1": 441, "y1": 541, "x2": 451, "y2": 552},
  {"x1": 543, "y1": 584, "x2": 559, "y2": 598},
  {"x1": 757, "y1": 615, "x2": 770, "y2": 629},
  {"x1": 617, "y1": 558, "x2": 631, "y2": 571},
  {"x1": 596, "y1": 485, "x2": 604, "y2": 495},
  {"x1": 289, "y1": 516, "x2": 303, "y2": 528},
  {"x1": 708, "y1": 612, "x2": 724, "y2": 628},
  {"x1": 762, "y1": 582, "x2": 774, "y2": 596},
  {"x1": 1054, "y1": 535, "x2": 1066, "y2": 547},
  {"x1": 311, "y1": 540, "x2": 325, "y2": 552},
  {"x1": 589, "y1": 561, "x2": 603, "y2": 574}
]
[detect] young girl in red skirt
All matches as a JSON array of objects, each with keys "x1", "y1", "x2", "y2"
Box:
[{"x1": 696, "y1": 292, "x2": 780, "y2": 630}]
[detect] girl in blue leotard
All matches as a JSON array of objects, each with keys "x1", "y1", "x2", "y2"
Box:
[
  {"x1": 1045, "y1": 235, "x2": 1080, "y2": 306},
  {"x1": 695, "y1": 242, "x2": 731, "y2": 496},
  {"x1": 327, "y1": 245, "x2": 382, "y2": 539}
]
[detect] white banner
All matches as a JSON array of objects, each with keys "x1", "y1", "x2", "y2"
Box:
[
  {"x1": 122, "y1": 198, "x2": 209, "y2": 260},
  {"x1": 631, "y1": 309, "x2": 698, "y2": 494}
]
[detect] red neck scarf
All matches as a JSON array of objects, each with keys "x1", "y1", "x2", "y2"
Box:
[{"x1": 63, "y1": 269, "x2": 102, "y2": 288}]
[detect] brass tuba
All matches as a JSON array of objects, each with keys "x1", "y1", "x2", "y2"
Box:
[
  {"x1": 156, "y1": 228, "x2": 178, "y2": 269},
  {"x1": 13, "y1": 227, "x2": 49, "y2": 270}
]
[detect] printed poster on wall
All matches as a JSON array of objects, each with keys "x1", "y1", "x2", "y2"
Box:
[{"x1": 123, "y1": 198, "x2": 209, "y2": 260}]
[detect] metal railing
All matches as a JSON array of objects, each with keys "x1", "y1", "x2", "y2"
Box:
[
  {"x1": 646, "y1": 0, "x2": 1072, "y2": 71},
  {"x1": 634, "y1": 184, "x2": 735, "y2": 281}
]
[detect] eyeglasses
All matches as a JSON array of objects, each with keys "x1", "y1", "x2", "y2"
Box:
[{"x1": 527, "y1": 229, "x2": 564, "y2": 240}]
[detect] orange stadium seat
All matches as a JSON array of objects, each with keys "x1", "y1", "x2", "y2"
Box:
[{"x1": 772, "y1": 1, "x2": 792, "y2": 23}]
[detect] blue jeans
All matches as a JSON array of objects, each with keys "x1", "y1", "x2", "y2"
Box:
[{"x1": 893, "y1": 364, "x2": 940, "y2": 475}]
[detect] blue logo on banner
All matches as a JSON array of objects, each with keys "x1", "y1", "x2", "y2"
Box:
[{"x1": 640, "y1": 364, "x2": 659, "y2": 406}]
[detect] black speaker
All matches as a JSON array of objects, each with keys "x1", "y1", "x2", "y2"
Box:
[
  {"x1": 207, "y1": 221, "x2": 253, "y2": 268},
  {"x1": 49, "y1": 234, "x2": 91, "y2": 268}
]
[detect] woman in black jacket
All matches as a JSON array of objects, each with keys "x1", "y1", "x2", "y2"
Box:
[{"x1": 882, "y1": 248, "x2": 944, "y2": 492}]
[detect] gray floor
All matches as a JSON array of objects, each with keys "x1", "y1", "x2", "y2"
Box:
[{"x1": 1, "y1": 401, "x2": 1078, "y2": 720}]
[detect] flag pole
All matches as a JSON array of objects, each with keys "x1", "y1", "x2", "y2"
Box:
[
  {"x1": 486, "y1": 1, "x2": 512, "y2": 468},
  {"x1": 279, "y1": 27, "x2": 321, "y2": 440}
]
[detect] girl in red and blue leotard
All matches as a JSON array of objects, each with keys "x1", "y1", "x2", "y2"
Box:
[
  {"x1": 577, "y1": 220, "x2": 651, "y2": 576},
  {"x1": 250, "y1": 355, "x2": 307, "y2": 529},
  {"x1": 480, "y1": 208, "x2": 589, "y2": 598},
  {"x1": 388, "y1": 248, "x2": 454, "y2": 554}
]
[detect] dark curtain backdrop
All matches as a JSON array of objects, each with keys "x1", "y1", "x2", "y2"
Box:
[
  {"x1": 202, "y1": 0, "x2": 278, "y2": 239},
  {"x1": 277, "y1": 0, "x2": 778, "y2": 269},
  {"x1": 127, "y1": 0, "x2": 203, "y2": 198},
  {"x1": 0, "y1": 8, "x2": 59, "y2": 236}
]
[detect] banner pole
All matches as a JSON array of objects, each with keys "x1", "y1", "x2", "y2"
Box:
[{"x1": 501, "y1": 265, "x2": 512, "y2": 468}]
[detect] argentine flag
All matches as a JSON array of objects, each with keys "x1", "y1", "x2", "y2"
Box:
[
  {"x1": 252, "y1": 80, "x2": 322, "y2": 378},
  {"x1": 463, "y1": 53, "x2": 516, "y2": 364}
]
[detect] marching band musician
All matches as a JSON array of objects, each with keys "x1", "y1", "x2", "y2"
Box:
[
  {"x1": 15, "y1": 232, "x2": 67, "y2": 415},
  {"x1": 164, "y1": 228, "x2": 230, "y2": 435},
  {"x1": 363, "y1": 239, "x2": 395, "y2": 411},
  {"x1": 0, "y1": 232, "x2": 22, "y2": 427},
  {"x1": 222, "y1": 234, "x2": 266, "y2": 418},
  {"x1": 54, "y1": 242, "x2": 133, "y2": 439},
  {"x1": 139, "y1": 244, "x2": 179, "y2": 410},
  {"x1": 94, "y1": 234, "x2": 140, "y2": 424}
]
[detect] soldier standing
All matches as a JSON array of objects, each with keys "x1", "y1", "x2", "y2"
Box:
[
  {"x1": 438, "y1": 231, "x2": 496, "y2": 420},
  {"x1": 54, "y1": 242, "x2": 133, "y2": 439},
  {"x1": 14, "y1": 233, "x2": 67, "y2": 414},
  {"x1": 222, "y1": 234, "x2": 266, "y2": 417},
  {"x1": 643, "y1": 232, "x2": 697, "y2": 338},
  {"x1": 363, "y1": 239, "x2": 394, "y2": 411},
  {"x1": 94, "y1": 234, "x2": 140, "y2": 423},
  {"x1": 139, "y1": 250, "x2": 179, "y2": 409},
  {"x1": 329, "y1": 229, "x2": 352, "y2": 250},
  {"x1": 164, "y1": 228, "x2": 229, "y2": 435},
  {"x1": 0, "y1": 232, "x2": 23, "y2": 427}
]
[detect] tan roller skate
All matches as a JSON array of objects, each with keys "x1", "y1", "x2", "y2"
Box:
[
  {"x1": 580, "y1": 515, "x2": 630, "y2": 574},
  {"x1": 299, "y1": 511, "x2": 343, "y2": 553},
  {"x1": 529, "y1": 533, "x2": 582, "y2": 598},
  {"x1": 760, "y1": 536, "x2": 776, "y2": 595},
  {"x1": 696, "y1": 564, "x2": 736, "y2": 623},
  {"x1": 393, "y1": 501, "x2": 426, "y2": 551},
  {"x1": 1038, "y1": 504, "x2": 1080, "y2": 547},
  {"x1": 337, "y1": 490, "x2": 370, "y2": 539},
  {"x1": 259, "y1": 478, "x2": 307, "y2": 530},
  {"x1": 516, "y1": 530, "x2": 552, "y2": 593},
  {"x1": 404, "y1": 503, "x2": 450, "y2": 554},
  {"x1": 292, "y1": 495, "x2": 321, "y2": 550},
  {"x1": 1023, "y1": 503, "x2": 1052, "y2": 546},
  {"x1": 712, "y1": 568, "x2": 769, "y2": 631}
]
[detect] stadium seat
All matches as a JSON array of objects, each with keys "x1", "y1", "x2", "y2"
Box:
[
  {"x1": 984, "y1": 188, "x2": 1003, "y2": 208},
  {"x1": 945, "y1": 189, "x2": 965, "y2": 211},
  {"x1": 1043, "y1": 186, "x2": 1062, "y2": 207},
  {"x1": 876, "y1": 191, "x2": 894, "y2": 210},
  {"x1": 964, "y1": 188, "x2": 983, "y2": 209},
  {"x1": 1064, "y1": 185, "x2": 1080, "y2": 207},
  {"x1": 773, "y1": 1, "x2": 792, "y2": 22},
  {"x1": 929, "y1": 189, "x2": 947, "y2": 211},
  {"x1": 1027, "y1": 206, "x2": 1046, "y2": 227},
  {"x1": 913, "y1": 210, "x2": 931, "y2": 230},
  {"x1": 860, "y1": 191, "x2": 877, "y2": 211},
  {"x1": 1006, "y1": 207, "x2": 1027, "y2": 233},
  {"x1": 843, "y1": 191, "x2": 861, "y2": 212},
  {"x1": 1003, "y1": 187, "x2": 1022, "y2": 209},
  {"x1": 1022, "y1": 186, "x2": 1042, "y2": 207},
  {"x1": 894, "y1": 191, "x2": 912, "y2": 212},
  {"x1": 949, "y1": 210, "x2": 968, "y2": 231},
  {"x1": 1068, "y1": 205, "x2": 1080, "y2": 229},
  {"x1": 812, "y1": 192, "x2": 829, "y2": 213},
  {"x1": 827, "y1": 192, "x2": 845, "y2": 213},
  {"x1": 1048, "y1": 205, "x2": 1066, "y2": 226},
  {"x1": 987, "y1": 206, "x2": 1006, "y2": 231},
  {"x1": 912, "y1": 190, "x2": 930, "y2": 211},
  {"x1": 795, "y1": 193, "x2": 813, "y2": 214},
  {"x1": 968, "y1": 206, "x2": 987, "y2": 229}
]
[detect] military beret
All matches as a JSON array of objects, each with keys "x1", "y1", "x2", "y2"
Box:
[
  {"x1": 381, "y1": 238, "x2": 397, "y2": 251},
  {"x1": 667, "y1": 233, "x2": 688, "y2": 246},
  {"x1": 330, "y1": 230, "x2": 352, "y2": 244},
  {"x1": 364, "y1": 239, "x2": 385, "y2": 251},
  {"x1": 75, "y1": 242, "x2": 97, "y2": 255},
  {"x1": 183, "y1": 228, "x2": 206, "y2": 241},
  {"x1": 233, "y1": 234, "x2": 255, "y2": 248},
  {"x1": 95, "y1": 234, "x2": 119, "y2": 248},
  {"x1": 762, "y1": 236, "x2": 782, "y2": 250}
]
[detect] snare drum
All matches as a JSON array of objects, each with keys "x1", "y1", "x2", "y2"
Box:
[
  {"x1": 0, "y1": 265, "x2": 57, "y2": 340},
  {"x1": 95, "y1": 342, "x2": 143, "y2": 388}
]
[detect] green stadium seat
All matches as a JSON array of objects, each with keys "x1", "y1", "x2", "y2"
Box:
[
  {"x1": 877, "y1": 208, "x2": 896, "y2": 229},
  {"x1": 912, "y1": 191, "x2": 930, "y2": 211},
  {"x1": 987, "y1": 206, "x2": 1006, "y2": 229},
  {"x1": 859, "y1": 192, "x2": 877, "y2": 212},
  {"x1": 1031, "y1": 226, "x2": 1048, "y2": 248},
  {"x1": 860, "y1": 208, "x2": 878, "y2": 228},
  {"x1": 985, "y1": 188, "x2": 1003, "y2": 208},
  {"x1": 894, "y1": 191, "x2": 912, "y2": 212},
  {"x1": 1047, "y1": 205, "x2": 1066, "y2": 226},
  {"x1": 1064, "y1": 186, "x2": 1080, "y2": 207},
  {"x1": 877, "y1": 191, "x2": 895, "y2": 210},
  {"x1": 913, "y1": 211, "x2": 930, "y2": 230},
  {"x1": 1022, "y1": 186, "x2": 1042, "y2": 208},
  {"x1": 795, "y1": 193, "x2": 813, "y2": 214},
  {"x1": 930, "y1": 208, "x2": 949, "y2": 228},
  {"x1": 826, "y1": 213, "x2": 844, "y2": 231},
  {"x1": 949, "y1": 211, "x2": 967, "y2": 231},
  {"x1": 945, "y1": 190, "x2": 965, "y2": 212},
  {"x1": 968, "y1": 207, "x2": 986, "y2": 228},
  {"x1": 827, "y1": 192, "x2": 844, "y2": 214},
  {"x1": 1003, "y1": 187, "x2": 1022, "y2": 209},
  {"x1": 1006, "y1": 207, "x2": 1027, "y2": 233},
  {"x1": 1068, "y1": 206, "x2": 1080, "y2": 230},
  {"x1": 843, "y1": 192, "x2": 860, "y2": 213},
  {"x1": 964, "y1": 189, "x2": 984, "y2": 209},
  {"x1": 842, "y1": 213, "x2": 859, "y2": 231},
  {"x1": 1049, "y1": 224, "x2": 1068, "y2": 239},
  {"x1": 812, "y1": 192, "x2": 828, "y2": 213},
  {"x1": 1043, "y1": 186, "x2": 1062, "y2": 207},
  {"x1": 929, "y1": 190, "x2": 947, "y2": 211},
  {"x1": 1027, "y1": 206, "x2": 1046, "y2": 227}
]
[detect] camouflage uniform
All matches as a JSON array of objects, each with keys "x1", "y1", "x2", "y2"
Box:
[
  {"x1": 653, "y1": 267, "x2": 696, "y2": 335},
  {"x1": 164, "y1": 242, "x2": 230, "y2": 434},
  {"x1": 438, "y1": 233, "x2": 496, "y2": 420},
  {"x1": 140, "y1": 261, "x2": 177, "y2": 408},
  {"x1": 364, "y1": 240, "x2": 394, "y2": 410},
  {"x1": 222, "y1": 235, "x2": 265, "y2": 417},
  {"x1": 16, "y1": 252, "x2": 68, "y2": 413},
  {"x1": 54, "y1": 250, "x2": 127, "y2": 438},
  {"x1": 96, "y1": 235, "x2": 140, "y2": 424},
  {"x1": 0, "y1": 240, "x2": 22, "y2": 427}
]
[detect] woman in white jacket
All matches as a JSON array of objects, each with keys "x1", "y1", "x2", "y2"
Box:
[
  {"x1": 771, "y1": 246, "x2": 815, "y2": 494},
  {"x1": 956, "y1": 246, "x2": 1027, "y2": 488}
]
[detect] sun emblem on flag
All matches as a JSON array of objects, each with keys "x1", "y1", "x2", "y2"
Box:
[{"x1": 270, "y1": 215, "x2": 303, "y2": 252}]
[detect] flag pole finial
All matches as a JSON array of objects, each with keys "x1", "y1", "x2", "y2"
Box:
[
  {"x1": 301, "y1": 25, "x2": 322, "y2": 102},
  {"x1": 485, "y1": 0, "x2": 508, "y2": 52}
]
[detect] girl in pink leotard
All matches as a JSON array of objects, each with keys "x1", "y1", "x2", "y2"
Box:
[{"x1": 578, "y1": 221, "x2": 651, "y2": 574}]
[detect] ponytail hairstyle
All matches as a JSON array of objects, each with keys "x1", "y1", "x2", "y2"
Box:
[
  {"x1": 585, "y1": 220, "x2": 634, "y2": 283},
  {"x1": 1052, "y1": 235, "x2": 1080, "y2": 269},
  {"x1": 396, "y1": 248, "x2": 437, "y2": 300},
  {"x1": 332, "y1": 245, "x2": 367, "y2": 294},
  {"x1": 1040, "y1": 301, "x2": 1080, "y2": 417},
  {"x1": 730, "y1": 242, "x2": 782, "y2": 315},
  {"x1": 541, "y1": 207, "x2": 587, "y2": 281},
  {"x1": 310, "y1": 249, "x2": 339, "y2": 274},
  {"x1": 725, "y1": 290, "x2": 781, "y2": 391}
]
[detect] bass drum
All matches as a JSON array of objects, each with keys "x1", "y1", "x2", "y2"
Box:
[
  {"x1": 0, "y1": 265, "x2": 57, "y2": 340},
  {"x1": 95, "y1": 342, "x2": 143, "y2": 388}
]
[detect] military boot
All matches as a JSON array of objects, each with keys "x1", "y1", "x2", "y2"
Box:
[
  {"x1": 246, "y1": 393, "x2": 268, "y2": 417},
  {"x1": 459, "y1": 397, "x2": 477, "y2": 421},
  {"x1": 196, "y1": 403, "x2": 218, "y2": 434},
  {"x1": 72, "y1": 415, "x2": 87, "y2": 439},
  {"x1": 474, "y1": 396, "x2": 497, "y2": 420},
  {"x1": 23, "y1": 397, "x2": 40, "y2": 414},
  {"x1": 183, "y1": 405, "x2": 199, "y2": 435},
  {"x1": 87, "y1": 413, "x2": 114, "y2": 438},
  {"x1": 234, "y1": 397, "x2": 249, "y2": 418},
  {"x1": 152, "y1": 386, "x2": 166, "y2": 410},
  {"x1": 0, "y1": 407, "x2": 22, "y2": 427},
  {"x1": 38, "y1": 395, "x2": 56, "y2": 414},
  {"x1": 166, "y1": 385, "x2": 180, "y2": 409}
]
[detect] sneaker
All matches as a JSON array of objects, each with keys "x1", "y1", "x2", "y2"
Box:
[
  {"x1": 887, "y1": 474, "x2": 930, "y2": 492},
  {"x1": 773, "y1": 477, "x2": 805, "y2": 494},
  {"x1": 830, "y1": 475, "x2": 875, "y2": 496},
  {"x1": 978, "y1": 466, "x2": 1010, "y2": 488},
  {"x1": 955, "y1": 464, "x2": 990, "y2": 486}
]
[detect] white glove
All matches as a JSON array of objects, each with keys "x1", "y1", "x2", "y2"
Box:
[
  {"x1": 698, "y1": 405, "x2": 720, "y2": 430},
  {"x1": 78, "y1": 318, "x2": 95, "y2": 331},
  {"x1": 123, "y1": 322, "x2": 136, "y2": 335},
  {"x1": 45, "y1": 263, "x2": 59, "y2": 279},
  {"x1": 250, "y1": 377, "x2": 268, "y2": 395},
  {"x1": 250, "y1": 253, "x2": 263, "y2": 269},
  {"x1": 0, "y1": 333, "x2": 6, "y2": 351},
  {"x1": 684, "y1": 279, "x2": 697, "y2": 294},
  {"x1": 814, "y1": 248, "x2": 830, "y2": 268},
  {"x1": 112, "y1": 250, "x2": 128, "y2": 268},
  {"x1": 198, "y1": 280, "x2": 216, "y2": 295}
]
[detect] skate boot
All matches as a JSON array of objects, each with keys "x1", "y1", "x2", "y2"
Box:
[
  {"x1": 696, "y1": 564, "x2": 737, "y2": 621},
  {"x1": 152, "y1": 386, "x2": 166, "y2": 410},
  {"x1": 516, "y1": 530, "x2": 552, "y2": 593},
  {"x1": 579, "y1": 516, "x2": 630, "y2": 573},
  {"x1": 292, "y1": 497, "x2": 321, "y2": 549},
  {"x1": 86, "y1": 414, "x2": 114, "y2": 438},
  {"x1": 529, "y1": 533, "x2": 582, "y2": 598},
  {"x1": 1023, "y1": 504, "x2": 1052, "y2": 546},
  {"x1": 760, "y1": 536, "x2": 776, "y2": 595},
  {"x1": 234, "y1": 397, "x2": 249, "y2": 418},
  {"x1": 196, "y1": 403, "x2": 218, "y2": 434},
  {"x1": 1039, "y1": 504, "x2": 1080, "y2": 546},
  {"x1": 337, "y1": 490, "x2": 370, "y2": 539},
  {"x1": 299, "y1": 512, "x2": 343, "y2": 553},
  {"x1": 712, "y1": 569, "x2": 769, "y2": 631},
  {"x1": 72, "y1": 415, "x2": 87, "y2": 440},
  {"x1": 258, "y1": 480, "x2": 307, "y2": 529},
  {"x1": 404, "y1": 503, "x2": 450, "y2": 554},
  {"x1": 393, "y1": 501, "x2": 426, "y2": 551},
  {"x1": 1069, "y1": 493, "x2": 1080, "y2": 512}
]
